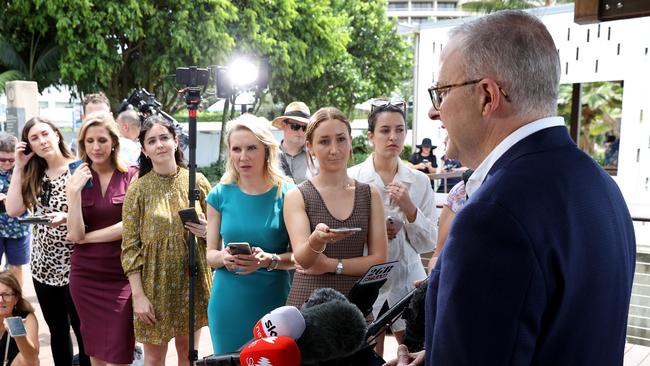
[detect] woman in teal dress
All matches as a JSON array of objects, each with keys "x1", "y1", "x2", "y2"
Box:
[{"x1": 206, "y1": 114, "x2": 294, "y2": 354}]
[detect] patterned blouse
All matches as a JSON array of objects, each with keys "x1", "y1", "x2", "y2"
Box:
[
  {"x1": 0, "y1": 170, "x2": 29, "y2": 239},
  {"x1": 31, "y1": 171, "x2": 74, "y2": 287}
]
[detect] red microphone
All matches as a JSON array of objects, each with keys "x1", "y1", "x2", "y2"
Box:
[
  {"x1": 253, "y1": 306, "x2": 305, "y2": 340},
  {"x1": 239, "y1": 336, "x2": 301, "y2": 366}
]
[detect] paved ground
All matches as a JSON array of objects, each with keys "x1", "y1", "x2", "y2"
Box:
[{"x1": 20, "y1": 265, "x2": 399, "y2": 365}]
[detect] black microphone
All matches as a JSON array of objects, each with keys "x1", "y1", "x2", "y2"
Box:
[
  {"x1": 301, "y1": 287, "x2": 349, "y2": 310},
  {"x1": 196, "y1": 353, "x2": 240, "y2": 366},
  {"x1": 402, "y1": 279, "x2": 428, "y2": 352},
  {"x1": 297, "y1": 299, "x2": 367, "y2": 363},
  {"x1": 347, "y1": 261, "x2": 399, "y2": 318},
  {"x1": 366, "y1": 278, "x2": 429, "y2": 342}
]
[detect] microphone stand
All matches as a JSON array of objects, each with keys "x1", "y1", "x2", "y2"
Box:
[{"x1": 183, "y1": 87, "x2": 202, "y2": 364}]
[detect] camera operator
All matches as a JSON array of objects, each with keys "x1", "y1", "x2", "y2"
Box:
[{"x1": 116, "y1": 110, "x2": 142, "y2": 165}]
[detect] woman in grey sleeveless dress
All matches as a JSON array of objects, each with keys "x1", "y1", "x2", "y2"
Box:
[{"x1": 284, "y1": 107, "x2": 387, "y2": 307}]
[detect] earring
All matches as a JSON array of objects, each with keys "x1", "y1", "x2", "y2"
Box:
[{"x1": 111, "y1": 147, "x2": 115, "y2": 151}]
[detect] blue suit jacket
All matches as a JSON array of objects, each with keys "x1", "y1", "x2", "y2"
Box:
[{"x1": 425, "y1": 126, "x2": 636, "y2": 365}]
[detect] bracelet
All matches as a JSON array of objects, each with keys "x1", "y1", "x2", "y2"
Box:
[{"x1": 307, "y1": 238, "x2": 327, "y2": 254}]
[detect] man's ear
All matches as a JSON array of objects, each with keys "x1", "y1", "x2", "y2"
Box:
[{"x1": 480, "y1": 80, "x2": 501, "y2": 116}]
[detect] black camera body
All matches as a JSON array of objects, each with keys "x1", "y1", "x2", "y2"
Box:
[
  {"x1": 118, "y1": 88, "x2": 189, "y2": 150},
  {"x1": 176, "y1": 67, "x2": 210, "y2": 88}
]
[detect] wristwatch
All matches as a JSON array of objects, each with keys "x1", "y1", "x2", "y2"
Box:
[
  {"x1": 335, "y1": 260, "x2": 344, "y2": 275},
  {"x1": 266, "y1": 253, "x2": 280, "y2": 271}
]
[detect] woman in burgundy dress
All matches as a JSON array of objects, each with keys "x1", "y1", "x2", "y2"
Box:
[{"x1": 66, "y1": 112, "x2": 138, "y2": 365}]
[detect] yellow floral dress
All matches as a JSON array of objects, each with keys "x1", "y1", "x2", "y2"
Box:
[{"x1": 121, "y1": 168, "x2": 212, "y2": 344}]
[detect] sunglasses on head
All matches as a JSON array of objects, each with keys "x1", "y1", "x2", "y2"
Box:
[
  {"x1": 0, "y1": 158, "x2": 15, "y2": 163},
  {"x1": 41, "y1": 180, "x2": 53, "y2": 207},
  {"x1": 284, "y1": 120, "x2": 307, "y2": 132},
  {"x1": 370, "y1": 100, "x2": 406, "y2": 114}
]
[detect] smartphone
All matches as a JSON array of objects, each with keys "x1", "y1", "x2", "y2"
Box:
[
  {"x1": 0, "y1": 201, "x2": 5, "y2": 213},
  {"x1": 386, "y1": 216, "x2": 404, "y2": 233},
  {"x1": 178, "y1": 208, "x2": 200, "y2": 225},
  {"x1": 68, "y1": 160, "x2": 93, "y2": 189},
  {"x1": 18, "y1": 215, "x2": 51, "y2": 225},
  {"x1": 329, "y1": 227, "x2": 362, "y2": 233},
  {"x1": 5, "y1": 316, "x2": 26, "y2": 337},
  {"x1": 228, "y1": 242, "x2": 253, "y2": 255},
  {"x1": 23, "y1": 142, "x2": 32, "y2": 155}
]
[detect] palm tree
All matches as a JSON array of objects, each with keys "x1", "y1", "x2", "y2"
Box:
[{"x1": 0, "y1": 33, "x2": 61, "y2": 94}]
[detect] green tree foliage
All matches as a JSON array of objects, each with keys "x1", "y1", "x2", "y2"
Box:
[
  {"x1": 0, "y1": 18, "x2": 61, "y2": 92},
  {"x1": 461, "y1": 0, "x2": 571, "y2": 13},
  {"x1": 0, "y1": 0, "x2": 236, "y2": 110},
  {"x1": 557, "y1": 82, "x2": 622, "y2": 162},
  {"x1": 271, "y1": 0, "x2": 413, "y2": 115}
]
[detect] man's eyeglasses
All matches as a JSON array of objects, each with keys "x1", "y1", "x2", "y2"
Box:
[
  {"x1": 284, "y1": 120, "x2": 307, "y2": 132},
  {"x1": 0, "y1": 292, "x2": 16, "y2": 301},
  {"x1": 428, "y1": 79, "x2": 510, "y2": 111},
  {"x1": 0, "y1": 158, "x2": 15, "y2": 163},
  {"x1": 41, "y1": 180, "x2": 53, "y2": 207},
  {"x1": 370, "y1": 100, "x2": 406, "y2": 114}
]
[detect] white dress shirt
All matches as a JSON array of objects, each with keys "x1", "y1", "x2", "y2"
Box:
[
  {"x1": 466, "y1": 116, "x2": 565, "y2": 198},
  {"x1": 348, "y1": 154, "x2": 437, "y2": 330}
]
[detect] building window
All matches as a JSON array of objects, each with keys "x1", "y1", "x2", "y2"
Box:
[
  {"x1": 38, "y1": 101, "x2": 49, "y2": 109},
  {"x1": 388, "y1": 3, "x2": 409, "y2": 10},
  {"x1": 437, "y1": 2, "x2": 456, "y2": 9},
  {"x1": 412, "y1": 2, "x2": 434, "y2": 9}
]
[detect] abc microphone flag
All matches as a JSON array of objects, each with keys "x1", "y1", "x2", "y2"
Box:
[
  {"x1": 253, "y1": 306, "x2": 305, "y2": 340},
  {"x1": 239, "y1": 336, "x2": 301, "y2": 366}
]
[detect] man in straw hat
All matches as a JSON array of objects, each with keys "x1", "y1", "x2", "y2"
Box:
[{"x1": 271, "y1": 101, "x2": 315, "y2": 184}]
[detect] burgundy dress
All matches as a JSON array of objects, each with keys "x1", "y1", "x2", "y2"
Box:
[{"x1": 69, "y1": 166, "x2": 138, "y2": 363}]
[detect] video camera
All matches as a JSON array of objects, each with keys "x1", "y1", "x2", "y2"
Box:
[{"x1": 118, "y1": 88, "x2": 189, "y2": 150}]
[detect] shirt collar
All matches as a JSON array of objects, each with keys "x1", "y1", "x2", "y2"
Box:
[
  {"x1": 465, "y1": 116, "x2": 565, "y2": 197},
  {"x1": 355, "y1": 154, "x2": 415, "y2": 185},
  {"x1": 279, "y1": 140, "x2": 306, "y2": 155}
]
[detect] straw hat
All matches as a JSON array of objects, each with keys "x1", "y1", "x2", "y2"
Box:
[{"x1": 271, "y1": 102, "x2": 311, "y2": 129}]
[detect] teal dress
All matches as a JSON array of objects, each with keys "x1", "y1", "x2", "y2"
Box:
[{"x1": 206, "y1": 182, "x2": 293, "y2": 354}]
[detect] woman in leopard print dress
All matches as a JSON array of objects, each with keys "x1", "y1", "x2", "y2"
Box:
[{"x1": 5, "y1": 116, "x2": 91, "y2": 366}]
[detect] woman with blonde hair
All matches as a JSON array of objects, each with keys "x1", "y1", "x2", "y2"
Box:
[
  {"x1": 206, "y1": 114, "x2": 294, "y2": 354},
  {"x1": 284, "y1": 107, "x2": 387, "y2": 306},
  {"x1": 66, "y1": 112, "x2": 138, "y2": 365},
  {"x1": 5, "y1": 116, "x2": 90, "y2": 366},
  {"x1": 0, "y1": 270, "x2": 39, "y2": 365}
]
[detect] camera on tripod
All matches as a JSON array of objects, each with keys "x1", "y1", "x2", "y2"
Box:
[
  {"x1": 176, "y1": 67, "x2": 211, "y2": 89},
  {"x1": 118, "y1": 88, "x2": 189, "y2": 150}
]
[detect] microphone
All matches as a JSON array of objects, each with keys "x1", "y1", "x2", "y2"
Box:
[
  {"x1": 253, "y1": 306, "x2": 305, "y2": 340},
  {"x1": 297, "y1": 299, "x2": 367, "y2": 363},
  {"x1": 301, "y1": 287, "x2": 348, "y2": 309},
  {"x1": 401, "y1": 279, "x2": 428, "y2": 352},
  {"x1": 348, "y1": 261, "x2": 399, "y2": 317},
  {"x1": 366, "y1": 278, "x2": 429, "y2": 342},
  {"x1": 197, "y1": 353, "x2": 240, "y2": 366},
  {"x1": 239, "y1": 336, "x2": 300, "y2": 366}
]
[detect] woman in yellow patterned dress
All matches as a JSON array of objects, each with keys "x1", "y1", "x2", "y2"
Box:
[{"x1": 121, "y1": 116, "x2": 212, "y2": 365}]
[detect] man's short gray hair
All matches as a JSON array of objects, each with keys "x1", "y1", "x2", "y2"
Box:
[
  {"x1": 117, "y1": 110, "x2": 141, "y2": 129},
  {"x1": 449, "y1": 10, "x2": 561, "y2": 117}
]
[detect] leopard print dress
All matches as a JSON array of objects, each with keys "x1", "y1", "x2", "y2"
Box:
[{"x1": 31, "y1": 170, "x2": 74, "y2": 286}]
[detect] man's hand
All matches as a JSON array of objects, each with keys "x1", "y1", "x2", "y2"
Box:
[{"x1": 383, "y1": 345, "x2": 425, "y2": 366}]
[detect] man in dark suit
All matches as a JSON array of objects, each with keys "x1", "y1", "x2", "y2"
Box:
[{"x1": 386, "y1": 10, "x2": 635, "y2": 366}]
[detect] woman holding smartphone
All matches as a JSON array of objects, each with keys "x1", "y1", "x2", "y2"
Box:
[
  {"x1": 284, "y1": 107, "x2": 387, "y2": 307},
  {"x1": 5, "y1": 116, "x2": 90, "y2": 366},
  {"x1": 206, "y1": 114, "x2": 294, "y2": 354},
  {"x1": 348, "y1": 101, "x2": 436, "y2": 356},
  {"x1": 121, "y1": 116, "x2": 211, "y2": 365},
  {"x1": 0, "y1": 270, "x2": 39, "y2": 365},
  {"x1": 66, "y1": 112, "x2": 138, "y2": 365}
]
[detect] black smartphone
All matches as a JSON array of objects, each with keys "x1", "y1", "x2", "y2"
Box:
[
  {"x1": 23, "y1": 142, "x2": 32, "y2": 155},
  {"x1": 228, "y1": 242, "x2": 253, "y2": 255},
  {"x1": 5, "y1": 316, "x2": 27, "y2": 337},
  {"x1": 178, "y1": 208, "x2": 201, "y2": 225},
  {"x1": 0, "y1": 201, "x2": 5, "y2": 213},
  {"x1": 68, "y1": 160, "x2": 93, "y2": 189},
  {"x1": 18, "y1": 215, "x2": 51, "y2": 225}
]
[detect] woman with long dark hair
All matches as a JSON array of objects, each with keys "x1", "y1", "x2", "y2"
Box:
[
  {"x1": 121, "y1": 116, "x2": 211, "y2": 365},
  {"x1": 5, "y1": 116, "x2": 90, "y2": 366}
]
